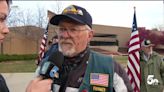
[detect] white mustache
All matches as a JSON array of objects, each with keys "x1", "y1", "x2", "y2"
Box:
[{"x1": 60, "y1": 39, "x2": 73, "y2": 44}]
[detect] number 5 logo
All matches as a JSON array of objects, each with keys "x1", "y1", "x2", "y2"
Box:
[{"x1": 147, "y1": 75, "x2": 159, "y2": 85}]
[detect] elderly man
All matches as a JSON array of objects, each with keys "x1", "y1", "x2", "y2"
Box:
[
  {"x1": 35, "y1": 5, "x2": 133, "y2": 92},
  {"x1": 140, "y1": 39, "x2": 164, "y2": 92}
]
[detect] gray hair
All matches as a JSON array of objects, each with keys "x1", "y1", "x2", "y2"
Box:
[{"x1": 85, "y1": 25, "x2": 92, "y2": 31}]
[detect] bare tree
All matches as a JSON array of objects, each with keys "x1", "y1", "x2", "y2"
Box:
[
  {"x1": 7, "y1": 7, "x2": 35, "y2": 27},
  {"x1": 18, "y1": 9, "x2": 35, "y2": 26},
  {"x1": 35, "y1": 5, "x2": 47, "y2": 28},
  {"x1": 51, "y1": 1, "x2": 63, "y2": 14},
  {"x1": 7, "y1": 6, "x2": 20, "y2": 27},
  {"x1": 152, "y1": 24, "x2": 164, "y2": 31}
]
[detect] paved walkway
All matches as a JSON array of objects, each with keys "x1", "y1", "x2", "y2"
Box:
[{"x1": 2, "y1": 73, "x2": 35, "y2": 92}]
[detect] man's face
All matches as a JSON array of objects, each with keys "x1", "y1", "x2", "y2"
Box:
[
  {"x1": 141, "y1": 46, "x2": 153, "y2": 55},
  {"x1": 0, "y1": 1, "x2": 9, "y2": 43},
  {"x1": 56, "y1": 19, "x2": 93, "y2": 57}
]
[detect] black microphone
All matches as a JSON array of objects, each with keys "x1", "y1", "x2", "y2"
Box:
[
  {"x1": 48, "y1": 50, "x2": 64, "y2": 70},
  {"x1": 39, "y1": 50, "x2": 64, "y2": 79}
]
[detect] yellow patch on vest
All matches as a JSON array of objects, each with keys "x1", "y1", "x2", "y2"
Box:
[{"x1": 93, "y1": 86, "x2": 106, "y2": 92}]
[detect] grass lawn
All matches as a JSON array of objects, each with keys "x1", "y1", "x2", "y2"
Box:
[
  {"x1": 0, "y1": 56, "x2": 128, "y2": 73},
  {"x1": 113, "y1": 55, "x2": 128, "y2": 68},
  {"x1": 0, "y1": 60, "x2": 37, "y2": 73}
]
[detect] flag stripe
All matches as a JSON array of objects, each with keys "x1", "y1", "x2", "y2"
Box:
[
  {"x1": 129, "y1": 54, "x2": 140, "y2": 74},
  {"x1": 135, "y1": 51, "x2": 140, "y2": 60},
  {"x1": 128, "y1": 44, "x2": 140, "y2": 53},
  {"x1": 130, "y1": 30, "x2": 139, "y2": 38},
  {"x1": 129, "y1": 36, "x2": 139, "y2": 46},
  {"x1": 127, "y1": 68, "x2": 139, "y2": 91},
  {"x1": 129, "y1": 41, "x2": 140, "y2": 48},
  {"x1": 128, "y1": 58, "x2": 139, "y2": 80},
  {"x1": 127, "y1": 67, "x2": 140, "y2": 91},
  {"x1": 131, "y1": 52, "x2": 140, "y2": 65}
]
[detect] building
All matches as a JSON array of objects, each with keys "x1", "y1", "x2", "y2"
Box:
[
  {"x1": 1, "y1": 10, "x2": 163, "y2": 55},
  {"x1": 0, "y1": 26, "x2": 44, "y2": 54}
]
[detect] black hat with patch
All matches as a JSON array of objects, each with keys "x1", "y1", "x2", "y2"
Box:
[{"x1": 50, "y1": 5, "x2": 92, "y2": 29}]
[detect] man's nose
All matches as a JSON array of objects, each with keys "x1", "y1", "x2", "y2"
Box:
[{"x1": 59, "y1": 30, "x2": 71, "y2": 38}]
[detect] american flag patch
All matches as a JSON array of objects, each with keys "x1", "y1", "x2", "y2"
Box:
[{"x1": 90, "y1": 73, "x2": 109, "y2": 87}]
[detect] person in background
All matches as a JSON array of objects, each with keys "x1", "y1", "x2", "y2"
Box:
[
  {"x1": 43, "y1": 35, "x2": 59, "y2": 59},
  {"x1": 35, "y1": 4, "x2": 133, "y2": 92},
  {"x1": 140, "y1": 39, "x2": 164, "y2": 92}
]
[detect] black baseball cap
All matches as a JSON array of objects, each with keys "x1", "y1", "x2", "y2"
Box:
[{"x1": 50, "y1": 5, "x2": 92, "y2": 28}]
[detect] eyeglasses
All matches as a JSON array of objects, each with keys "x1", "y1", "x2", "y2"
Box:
[{"x1": 55, "y1": 26, "x2": 89, "y2": 34}]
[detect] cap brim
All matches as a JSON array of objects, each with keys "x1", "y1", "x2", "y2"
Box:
[
  {"x1": 50, "y1": 14, "x2": 85, "y2": 25},
  {"x1": 143, "y1": 44, "x2": 155, "y2": 47}
]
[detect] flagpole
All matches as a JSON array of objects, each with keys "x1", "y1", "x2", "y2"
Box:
[
  {"x1": 163, "y1": 0, "x2": 164, "y2": 30},
  {"x1": 134, "y1": 6, "x2": 136, "y2": 12}
]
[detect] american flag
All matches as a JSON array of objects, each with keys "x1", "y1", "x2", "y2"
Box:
[
  {"x1": 36, "y1": 28, "x2": 48, "y2": 65},
  {"x1": 127, "y1": 7, "x2": 141, "y2": 92},
  {"x1": 90, "y1": 73, "x2": 109, "y2": 87}
]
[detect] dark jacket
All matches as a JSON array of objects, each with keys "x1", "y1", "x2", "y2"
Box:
[
  {"x1": 0, "y1": 74, "x2": 9, "y2": 92},
  {"x1": 43, "y1": 43, "x2": 58, "y2": 58}
]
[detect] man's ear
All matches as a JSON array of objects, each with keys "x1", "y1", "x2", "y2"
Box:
[{"x1": 87, "y1": 30, "x2": 94, "y2": 42}]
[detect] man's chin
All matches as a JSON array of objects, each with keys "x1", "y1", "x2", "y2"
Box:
[
  {"x1": 60, "y1": 44, "x2": 72, "y2": 51},
  {"x1": 61, "y1": 50, "x2": 76, "y2": 57},
  {"x1": 59, "y1": 46, "x2": 76, "y2": 57}
]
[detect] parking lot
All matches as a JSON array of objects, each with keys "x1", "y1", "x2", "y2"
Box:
[{"x1": 2, "y1": 73, "x2": 35, "y2": 92}]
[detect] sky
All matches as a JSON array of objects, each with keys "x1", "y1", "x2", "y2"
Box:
[{"x1": 12, "y1": 1, "x2": 164, "y2": 30}]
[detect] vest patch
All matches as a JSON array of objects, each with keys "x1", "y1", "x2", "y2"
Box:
[
  {"x1": 93, "y1": 86, "x2": 106, "y2": 92},
  {"x1": 90, "y1": 73, "x2": 109, "y2": 87}
]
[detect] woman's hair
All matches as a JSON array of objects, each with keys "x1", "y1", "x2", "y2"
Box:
[{"x1": 6, "y1": 0, "x2": 12, "y2": 7}]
